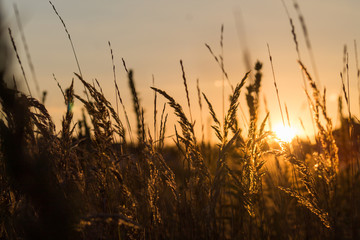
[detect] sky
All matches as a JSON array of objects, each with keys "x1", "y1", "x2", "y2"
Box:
[{"x1": 2, "y1": 0, "x2": 360, "y2": 142}]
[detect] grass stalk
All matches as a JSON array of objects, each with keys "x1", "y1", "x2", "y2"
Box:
[
  {"x1": 13, "y1": 4, "x2": 41, "y2": 98},
  {"x1": 8, "y1": 28, "x2": 32, "y2": 97},
  {"x1": 267, "y1": 43, "x2": 285, "y2": 126}
]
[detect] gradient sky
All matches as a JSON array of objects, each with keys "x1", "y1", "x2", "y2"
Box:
[{"x1": 3, "y1": 0, "x2": 360, "y2": 141}]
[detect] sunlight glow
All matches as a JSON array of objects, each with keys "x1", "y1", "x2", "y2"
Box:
[{"x1": 273, "y1": 124, "x2": 298, "y2": 143}]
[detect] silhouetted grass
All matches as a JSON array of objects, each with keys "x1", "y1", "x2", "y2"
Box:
[{"x1": 1, "y1": 2, "x2": 360, "y2": 240}]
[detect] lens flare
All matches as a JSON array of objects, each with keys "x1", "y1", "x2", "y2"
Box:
[{"x1": 273, "y1": 124, "x2": 298, "y2": 142}]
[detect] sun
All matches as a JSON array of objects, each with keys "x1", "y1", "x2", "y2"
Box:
[{"x1": 273, "y1": 124, "x2": 298, "y2": 143}]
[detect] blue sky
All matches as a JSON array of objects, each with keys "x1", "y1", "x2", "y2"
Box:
[{"x1": 3, "y1": 0, "x2": 360, "y2": 141}]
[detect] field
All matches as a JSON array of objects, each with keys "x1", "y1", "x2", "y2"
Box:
[{"x1": 0, "y1": 2, "x2": 360, "y2": 240}]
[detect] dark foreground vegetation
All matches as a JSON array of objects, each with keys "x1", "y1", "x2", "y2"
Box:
[{"x1": 1, "y1": 2, "x2": 360, "y2": 240}]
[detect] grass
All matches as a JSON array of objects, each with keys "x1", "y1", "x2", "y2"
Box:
[{"x1": 1, "y1": 2, "x2": 360, "y2": 240}]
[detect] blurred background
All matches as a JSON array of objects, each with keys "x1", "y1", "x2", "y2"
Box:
[{"x1": 2, "y1": 0, "x2": 360, "y2": 142}]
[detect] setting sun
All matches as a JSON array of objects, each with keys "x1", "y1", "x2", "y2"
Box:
[{"x1": 273, "y1": 124, "x2": 298, "y2": 143}]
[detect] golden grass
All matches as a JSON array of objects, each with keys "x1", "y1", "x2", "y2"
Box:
[{"x1": 1, "y1": 2, "x2": 360, "y2": 240}]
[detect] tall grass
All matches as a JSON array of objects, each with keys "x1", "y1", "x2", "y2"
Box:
[{"x1": 1, "y1": 2, "x2": 360, "y2": 240}]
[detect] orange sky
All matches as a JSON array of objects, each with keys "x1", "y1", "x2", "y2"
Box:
[{"x1": 3, "y1": 0, "x2": 360, "y2": 142}]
